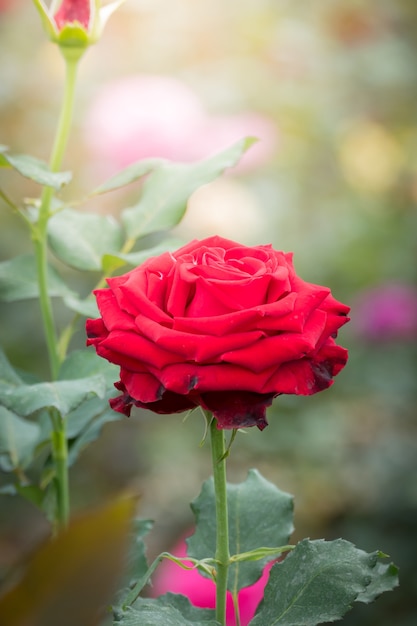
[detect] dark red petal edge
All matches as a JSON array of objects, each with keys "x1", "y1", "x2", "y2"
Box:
[
  {"x1": 108, "y1": 381, "x2": 276, "y2": 430},
  {"x1": 200, "y1": 391, "x2": 276, "y2": 430}
]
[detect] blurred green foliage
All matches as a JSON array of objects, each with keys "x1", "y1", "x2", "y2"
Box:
[{"x1": 0, "y1": 1, "x2": 416, "y2": 624}]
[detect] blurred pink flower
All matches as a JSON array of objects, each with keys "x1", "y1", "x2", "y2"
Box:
[
  {"x1": 352, "y1": 283, "x2": 417, "y2": 340},
  {"x1": 0, "y1": 0, "x2": 15, "y2": 11},
  {"x1": 150, "y1": 536, "x2": 273, "y2": 626},
  {"x1": 198, "y1": 112, "x2": 278, "y2": 173},
  {"x1": 85, "y1": 75, "x2": 278, "y2": 175}
]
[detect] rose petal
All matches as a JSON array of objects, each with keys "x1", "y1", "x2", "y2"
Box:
[
  {"x1": 265, "y1": 342, "x2": 349, "y2": 395},
  {"x1": 185, "y1": 274, "x2": 273, "y2": 317},
  {"x1": 136, "y1": 314, "x2": 264, "y2": 362},
  {"x1": 152, "y1": 362, "x2": 277, "y2": 395},
  {"x1": 86, "y1": 318, "x2": 107, "y2": 343},
  {"x1": 171, "y1": 295, "x2": 297, "y2": 336},
  {"x1": 120, "y1": 369, "x2": 163, "y2": 403},
  {"x1": 99, "y1": 330, "x2": 179, "y2": 370},
  {"x1": 220, "y1": 311, "x2": 326, "y2": 373},
  {"x1": 94, "y1": 289, "x2": 138, "y2": 332},
  {"x1": 200, "y1": 391, "x2": 275, "y2": 430}
]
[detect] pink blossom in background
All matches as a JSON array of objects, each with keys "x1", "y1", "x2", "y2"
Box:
[
  {"x1": 84, "y1": 75, "x2": 278, "y2": 175},
  {"x1": 150, "y1": 536, "x2": 273, "y2": 626},
  {"x1": 0, "y1": 0, "x2": 13, "y2": 11},
  {"x1": 352, "y1": 283, "x2": 417, "y2": 341},
  {"x1": 197, "y1": 111, "x2": 278, "y2": 173}
]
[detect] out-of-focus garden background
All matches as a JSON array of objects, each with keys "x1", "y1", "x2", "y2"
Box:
[{"x1": 1, "y1": 1, "x2": 416, "y2": 623}]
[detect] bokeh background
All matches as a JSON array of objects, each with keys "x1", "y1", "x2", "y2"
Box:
[{"x1": 1, "y1": 1, "x2": 416, "y2": 624}]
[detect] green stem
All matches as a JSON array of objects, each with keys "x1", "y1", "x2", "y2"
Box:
[
  {"x1": 210, "y1": 418, "x2": 230, "y2": 626},
  {"x1": 51, "y1": 417, "x2": 70, "y2": 529},
  {"x1": 49, "y1": 57, "x2": 79, "y2": 174},
  {"x1": 33, "y1": 236, "x2": 60, "y2": 379},
  {"x1": 36, "y1": 55, "x2": 79, "y2": 379},
  {"x1": 34, "y1": 55, "x2": 79, "y2": 529}
]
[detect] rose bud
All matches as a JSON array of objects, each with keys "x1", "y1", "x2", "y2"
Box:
[{"x1": 32, "y1": 0, "x2": 123, "y2": 54}]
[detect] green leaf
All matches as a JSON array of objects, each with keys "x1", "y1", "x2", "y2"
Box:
[
  {"x1": 0, "y1": 406, "x2": 41, "y2": 472},
  {"x1": 101, "y1": 253, "x2": 129, "y2": 275},
  {"x1": 151, "y1": 594, "x2": 219, "y2": 623},
  {"x1": 48, "y1": 208, "x2": 123, "y2": 271},
  {"x1": 146, "y1": 593, "x2": 218, "y2": 622},
  {"x1": 0, "y1": 255, "x2": 75, "y2": 302},
  {"x1": 117, "y1": 519, "x2": 154, "y2": 596},
  {"x1": 0, "y1": 496, "x2": 136, "y2": 626},
  {"x1": 0, "y1": 375, "x2": 106, "y2": 417},
  {"x1": 187, "y1": 469, "x2": 294, "y2": 592},
  {"x1": 58, "y1": 349, "x2": 117, "y2": 387},
  {"x1": 0, "y1": 348, "x2": 24, "y2": 385},
  {"x1": 127, "y1": 519, "x2": 154, "y2": 579},
  {"x1": 64, "y1": 396, "x2": 111, "y2": 440},
  {"x1": 115, "y1": 595, "x2": 220, "y2": 626},
  {"x1": 0, "y1": 354, "x2": 46, "y2": 472},
  {"x1": 0, "y1": 149, "x2": 72, "y2": 190},
  {"x1": 92, "y1": 158, "x2": 161, "y2": 195},
  {"x1": 122, "y1": 138, "x2": 255, "y2": 240},
  {"x1": 14, "y1": 484, "x2": 46, "y2": 508},
  {"x1": 249, "y1": 539, "x2": 399, "y2": 626},
  {"x1": 67, "y1": 395, "x2": 122, "y2": 466},
  {"x1": 54, "y1": 351, "x2": 119, "y2": 463},
  {"x1": 56, "y1": 352, "x2": 119, "y2": 463},
  {"x1": 356, "y1": 559, "x2": 399, "y2": 603},
  {"x1": 63, "y1": 294, "x2": 99, "y2": 317}
]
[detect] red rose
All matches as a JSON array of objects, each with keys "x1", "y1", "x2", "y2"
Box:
[{"x1": 86, "y1": 236, "x2": 349, "y2": 429}]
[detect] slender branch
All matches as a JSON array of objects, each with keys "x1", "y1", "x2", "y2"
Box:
[
  {"x1": 232, "y1": 590, "x2": 241, "y2": 626},
  {"x1": 48, "y1": 57, "x2": 79, "y2": 178},
  {"x1": 120, "y1": 552, "x2": 217, "y2": 610},
  {"x1": 36, "y1": 56, "x2": 79, "y2": 380},
  {"x1": 51, "y1": 415, "x2": 70, "y2": 529},
  {"x1": 57, "y1": 312, "x2": 80, "y2": 362},
  {"x1": 34, "y1": 55, "x2": 80, "y2": 529},
  {"x1": 33, "y1": 234, "x2": 60, "y2": 379},
  {"x1": 0, "y1": 187, "x2": 22, "y2": 214},
  {"x1": 210, "y1": 418, "x2": 230, "y2": 626}
]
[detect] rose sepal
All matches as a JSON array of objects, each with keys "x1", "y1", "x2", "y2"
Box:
[
  {"x1": 32, "y1": 0, "x2": 58, "y2": 41},
  {"x1": 90, "y1": 0, "x2": 126, "y2": 43}
]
